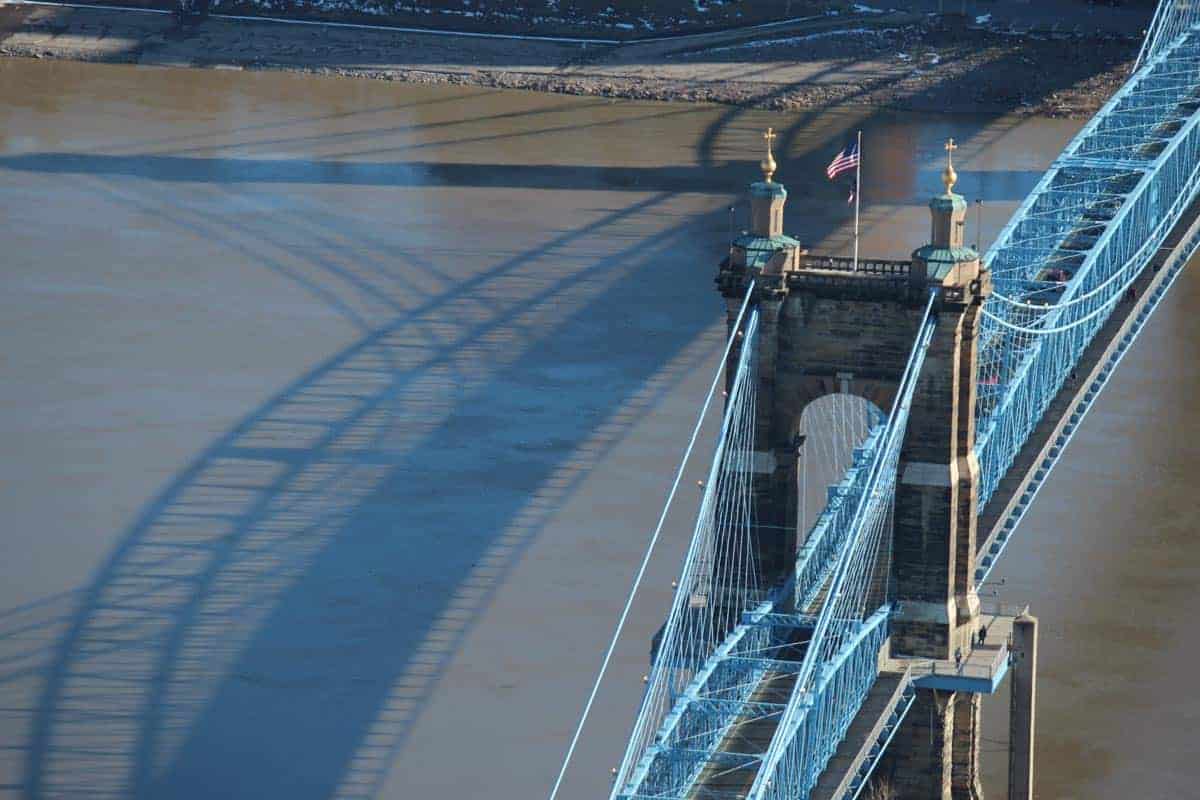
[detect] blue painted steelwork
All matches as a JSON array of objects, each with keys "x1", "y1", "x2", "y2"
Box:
[
  {"x1": 844, "y1": 683, "x2": 917, "y2": 800},
  {"x1": 605, "y1": 7, "x2": 1200, "y2": 798},
  {"x1": 616, "y1": 609, "x2": 887, "y2": 800},
  {"x1": 911, "y1": 658, "x2": 1010, "y2": 695},
  {"x1": 750, "y1": 608, "x2": 894, "y2": 800},
  {"x1": 612, "y1": 311, "x2": 775, "y2": 799},
  {"x1": 748, "y1": 297, "x2": 937, "y2": 800},
  {"x1": 976, "y1": 211, "x2": 1200, "y2": 583},
  {"x1": 1139, "y1": 0, "x2": 1200, "y2": 68},
  {"x1": 976, "y1": 18, "x2": 1200, "y2": 512},
  {"x1": 612, "y1": 288, "x2": 935, "y2": 799},
  {"x1": 793, "y1": 426, "x2": 885, "y2": 611},
  {"x1": 747, "y1": 612, "x2": 820, "y2": 629},
  {"x1": 618, "y1": 601, "x2": 776, "y2": 798}
]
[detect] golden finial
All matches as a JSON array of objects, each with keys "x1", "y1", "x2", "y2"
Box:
[
  {"x1": 942, "y1": 137, "x2": 958, "y2": 195},
  {"x1": 761, "y1": 127, "x2": 778, "y2": 183}
]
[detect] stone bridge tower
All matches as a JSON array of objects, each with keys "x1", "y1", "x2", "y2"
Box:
[{"x1": 716, "y1": 134, "x2": 992, "y2": 798}]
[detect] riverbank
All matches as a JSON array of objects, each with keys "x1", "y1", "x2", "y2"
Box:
[{"x1": 0, "y1": 2, "x2": 1144, "y2": 116}]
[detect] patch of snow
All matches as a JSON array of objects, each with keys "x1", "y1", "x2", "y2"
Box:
[
  {"x1": 615, "y1": 22, "x2": 633, "y2": 30},
  {"x1": 975, "y1": 14, "x2": 992, "y2": 25},
  {"x1": 852, "y1": 3, "x2": 884, "y2": 14}
]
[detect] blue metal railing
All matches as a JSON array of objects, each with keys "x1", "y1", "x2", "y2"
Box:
[
  {"x1": 794, "y1": 426, "x2": 885, "y2": 611},
  {"x1": 749, "y1": 296, "x2": 937, "y2": 800},
  {"x1": 753, "y1": 608, "x2": 891, "y2": 800},
  {"x1": 619, "y1": 602, "x2": 775, "y2": 799},
  {"x1": 976, "y1": 25, "x2": 1200, "y2": 510}
]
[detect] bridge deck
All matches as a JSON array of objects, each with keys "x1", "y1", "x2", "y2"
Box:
[{"x1": 976, "y1": 187, "x2": 1200, "y2": 582}]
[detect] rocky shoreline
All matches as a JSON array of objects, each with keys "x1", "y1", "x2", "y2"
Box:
[{"x1": 0, "y1": 3, "x2": 1143, "y2": 117}]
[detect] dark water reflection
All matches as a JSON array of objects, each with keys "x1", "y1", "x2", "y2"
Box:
[{"x1": 0, "y1": 56, "x2": 1193, "y2": 800}]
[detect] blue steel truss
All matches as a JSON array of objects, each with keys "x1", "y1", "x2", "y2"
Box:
[
  {"x1": 1139, "y1": 0, "x2": 1200, "y2": 68},
  {"x1": 976, "y1": 211, "x2": 1200, "y2": 584},
  {"x1": 604, "y1": 4, "x2": 1200, "y2": 798},
  {"x1": 976, "y1": 12, "x2": 1200, "y2": 512},
  {"x1": 794, "y1": 427, "x2": 885, "y2": 612},
  {"x1": 747, "y1": 300, "x2": 936, "y2": 800},
  {"x1": 611, "y1": 295, "x2": 937, "y2": 800},
  {"x1": 612, "y1": 309, "x2": 772, "y2": 799},
  {"x1": 750, "y1": 608, "x2": 894, "y2": 800},
  {"x1": 843, "y1": 681, "x2": 917, "y2": 800}
]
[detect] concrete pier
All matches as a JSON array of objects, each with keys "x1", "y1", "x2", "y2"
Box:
[{"x1": 1008, "y1": 614, "x2": 1038, "y2": 800}]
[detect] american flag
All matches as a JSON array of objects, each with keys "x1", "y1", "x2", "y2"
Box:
[{"x1": 826, "y1": 140, "x2": 860, "y2": 180}]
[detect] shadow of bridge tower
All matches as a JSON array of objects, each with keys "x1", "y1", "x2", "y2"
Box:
[{"x1": 0, "y1": 152, "x2": 732, "y2": 799}]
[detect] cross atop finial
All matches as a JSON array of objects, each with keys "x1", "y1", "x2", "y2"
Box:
[
  {"x1": 942, "y1": 137, "x2": 958, "y2": 195},
  {"x1": 761, "y1": 127, "x2": 778, "y2": 183}
]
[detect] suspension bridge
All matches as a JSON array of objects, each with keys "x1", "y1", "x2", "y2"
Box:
[{"x1": 548, "y1": 2, "x2": 1200, "y2": 798}]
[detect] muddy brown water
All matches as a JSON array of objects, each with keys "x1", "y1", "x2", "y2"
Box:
[{"x1": 1, "y1": 56, "x2": 1198, "y2": 800}]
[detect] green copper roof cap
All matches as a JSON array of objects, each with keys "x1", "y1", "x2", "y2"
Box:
[
  {"x1": 930, "y1": 191, "x2": 967, "y2": 212},
  {"x1": 735, "y1": 232, "x2": 801, "y2": 250},
  {"x1": 749, "y1": 180, "x2": 787, "y2": 199},
  {"x1": 734, "y1": 232, "x2": 802, "y2": 268},
  {"x1": 913, "y1": 244, "x2": 979, "y2": 279}
]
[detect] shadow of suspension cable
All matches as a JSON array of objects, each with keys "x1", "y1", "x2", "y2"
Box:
[{"x1": 0, "y1": 167, "x2": 729, "y2": 799}]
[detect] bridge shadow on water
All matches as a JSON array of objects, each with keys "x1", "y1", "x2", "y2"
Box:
[
  {"x1": 0, "y1": 62, "x2": 1062, "y2": 798},
  {"x1": 0, "y1": 153, "x2": 1044, "y2": 202},
  {"x1": 0, "y1": 148, "x2": 734, "y2": 798}
]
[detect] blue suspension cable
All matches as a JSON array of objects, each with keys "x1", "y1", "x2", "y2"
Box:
[{"x1": 547, "y1": 284, "x2": 756, "y2": 800}]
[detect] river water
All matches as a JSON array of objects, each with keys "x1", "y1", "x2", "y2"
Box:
[{"x1": 1, "y1": 57, "x2": 1198, "y2": 800}]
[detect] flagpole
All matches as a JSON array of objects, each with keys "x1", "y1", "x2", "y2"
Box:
[{"x1": 853, "y1": 129, "x2": 862, "y2": 273}]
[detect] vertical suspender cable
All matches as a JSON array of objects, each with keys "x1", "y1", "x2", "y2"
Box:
[{"x1": 546, "y1": 283, "x2": 756, "y2": 800}]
